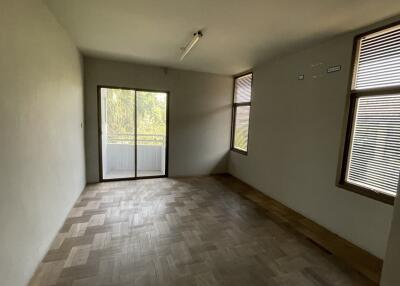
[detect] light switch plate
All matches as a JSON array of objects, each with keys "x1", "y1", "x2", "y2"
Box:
[{"x1": 327, "y1": 65, "x2": 341, "y2": 73}]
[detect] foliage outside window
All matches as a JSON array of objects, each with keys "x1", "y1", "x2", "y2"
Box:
[{"x1": 103, "y1": 88, "x2": 167, "y2": 146}]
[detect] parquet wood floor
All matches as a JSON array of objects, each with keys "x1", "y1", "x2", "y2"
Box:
[{"x1": 29, "y1": 175, "x2": 375, "y2": 286}]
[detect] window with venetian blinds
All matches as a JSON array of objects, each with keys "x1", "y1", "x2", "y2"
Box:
[
  {"x1": 232, "y1": 73, "x2": 252, "y2": 153},
  {"x1": 342, "y1": 23, "x2": 400, "y2": 202}
]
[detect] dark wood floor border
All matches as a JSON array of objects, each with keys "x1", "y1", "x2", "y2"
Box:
[{"x1": 216, "y1": 174, "x2": 382, "y2": 284}]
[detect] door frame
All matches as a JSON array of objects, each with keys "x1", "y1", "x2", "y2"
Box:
[{"x1": 97, "y1": 85, "x2": 170, "y2": 182}]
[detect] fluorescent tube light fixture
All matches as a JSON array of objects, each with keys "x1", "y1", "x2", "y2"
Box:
[{"x1": 180, "y1": 30, "x2": 203, "y2": 61}]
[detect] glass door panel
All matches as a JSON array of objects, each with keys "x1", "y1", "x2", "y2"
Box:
[
  {"x1": 136, "y1": 91, "x2": 168, "y2": 177},
  {"x1": 100, "y1": 87, "x2": 136, "y2": 180}
]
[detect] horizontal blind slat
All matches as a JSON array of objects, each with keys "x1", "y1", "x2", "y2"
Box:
[
  {"x1": 361, "y1": 34, "x2": 400, "y2": 51},
  {"x1": 358, "y1": 49, "x2": 400, "y2": 63},
  {"x1": 358, "y1": 54, "x2": 400, "y2": 68},
  {"x1": 362, "y1": 27, "x2": 400, "y2": 44},
  {"x1": 348, "y1": 173, "x2": 398, "y2": 188},
  {"x1": 349, "y1": 171, "x2": 399, "y2": 186},
  {"x1": 349, "y1": 161, "x2": 400, "y2": 177},
  {"x1": 351, "y1": 149, "x2": 400, "y2": 162}
]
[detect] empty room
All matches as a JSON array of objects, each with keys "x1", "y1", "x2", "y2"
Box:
[{"x1": 2, "y1": 0, "x2": 400, "y2": 285}]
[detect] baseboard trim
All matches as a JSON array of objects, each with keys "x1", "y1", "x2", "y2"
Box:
[{"x1": 217, "y1": 174, "x2": 382, "y2": 284}]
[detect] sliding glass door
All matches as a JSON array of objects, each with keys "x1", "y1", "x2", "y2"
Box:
[
  {"x1": 136, "y1": 91, "x2": 168, "y2": 177},
  {"x1": 99, "y1": 87, "x2": 136, "y2": 180},
  {"x1": 99, "y1": 86, "x2": 168, "y2": 181}
]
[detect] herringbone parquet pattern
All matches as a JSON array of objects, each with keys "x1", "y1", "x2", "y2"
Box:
[{"x1": 29, "y1": 176, "x2": 374, "y2": 286}]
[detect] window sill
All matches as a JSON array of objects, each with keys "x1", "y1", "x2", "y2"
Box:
[
  {"x1": 231, "y1": 148, "x2": 248, "y2": 156},
  {"x1": 337, "y1": 181, "x2": 395, "y2": 205}
]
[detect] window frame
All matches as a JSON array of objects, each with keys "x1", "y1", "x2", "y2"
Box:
[
  {"x1": 231, "y1": 72, "x2": 253, "y2": 155},
  {"x1": 337, "y1": 22, "x2": 400, "y2": 205}
]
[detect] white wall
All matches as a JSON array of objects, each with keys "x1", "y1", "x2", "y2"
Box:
[
  {"x1": 0, "y1": 1, "x2": 86, "y2": 285},
  {"x1": 229, "y1": 28, "x2": 395, "y2": 258},
  {"x1": 381, "y1": 192, "x2": 400, "y2": 285},
  {"x1": 84, "y1": 57, "x2": 232, "y2": 183}
]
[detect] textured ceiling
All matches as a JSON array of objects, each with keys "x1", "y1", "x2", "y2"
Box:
[{"x1": 47, "y1": 0, "x2": 400, "y2": 75}]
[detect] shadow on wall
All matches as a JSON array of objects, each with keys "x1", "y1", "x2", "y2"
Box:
[
  {"x1": 207, "y1": 103, "x2": 232, "y2": 174},
  {"x1": 211, "y1": 151, "x2": 230, "y2": 174},
  {"x1": 170, "y1": 101, "x2": 232, "y2": 176},
  {"x1": 174, "y1": 103, "x2": 232, "y2": 121}
]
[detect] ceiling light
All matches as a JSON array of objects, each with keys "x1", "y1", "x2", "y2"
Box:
[{"x1": 180, "y1": 31, "x2": 203, "y2": 61}]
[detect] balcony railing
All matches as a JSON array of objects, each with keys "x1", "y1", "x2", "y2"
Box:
[
  {"x1": 102, "y1": 133, "x2": 166, "y2": 178},
  {"x1": 107, "y1": 133, "x2": 165, "y2": 146}
]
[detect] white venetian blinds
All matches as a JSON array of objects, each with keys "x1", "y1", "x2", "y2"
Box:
[
  {"x1": 354, "y1": 24, "x2": 400, "y2": 90},
  {"x1": 234, "y1": 74, "x2": 253, "y2": 103},
  {"x1": 346, "y1": 24, "x2": 400, "y2": 197},
  {"x1": 346, "y1": 94, "x2": 400, "y2": 196}
]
